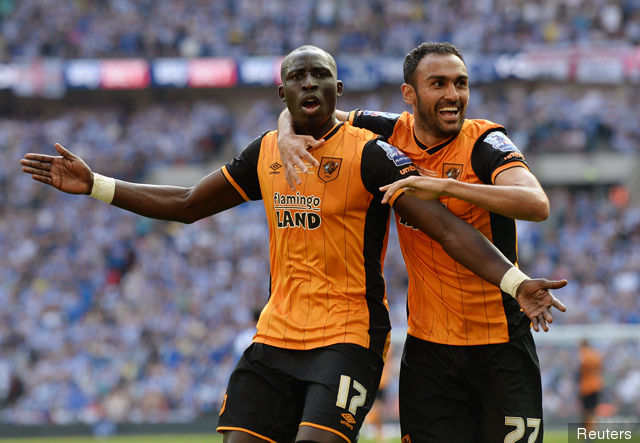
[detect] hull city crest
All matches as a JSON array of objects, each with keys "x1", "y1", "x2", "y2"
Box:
[
  {"x1": 443, "y1": 163, "x2": 463, "y2": 180},
  {"x1": 318, "y1": 157, "x2": 342, "y2": 182}
]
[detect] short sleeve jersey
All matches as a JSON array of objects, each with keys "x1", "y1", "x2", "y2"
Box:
[
  {"x1": 222, "y1": 122, "x2": 418, "y2": 359},
  {"x1": 351, "y1": 110, "x2": 531, "y2": 345}
]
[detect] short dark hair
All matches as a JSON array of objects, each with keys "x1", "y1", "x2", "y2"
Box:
[
  {"x1": 403, "y1": 42, "x2": 465, "y2": 86},
  {"x1": 280, "y1": 45, "x2": 337, "y2": 82}
]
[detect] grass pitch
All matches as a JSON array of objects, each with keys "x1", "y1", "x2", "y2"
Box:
[{"x1": 0, "y1": 429, "x2": 577, "y2": 443}]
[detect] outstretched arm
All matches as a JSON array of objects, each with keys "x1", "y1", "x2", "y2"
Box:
[
  {"x1": 20, "y1": 143, "x2": 244, "y2": 223},
  {"x1": 276, "y1": 108, "x2": 350, "y2": 188},
  {"x1": 382, "y1": 166, "x2": 549, "y2": 221},
  {"x1": 393, "y1": 194, "x2": 566, "y2": 331}
]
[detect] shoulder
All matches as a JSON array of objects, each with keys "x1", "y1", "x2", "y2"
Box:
[
  {"x1": 262, "y1": 129, "x2": 278, "y2": 144},
  {"x1": 354, "y1": 109, "x2": 404, "y2": 122},
  {"x1": 398, "y1": 111, "x2": 414, "y2": 126},
  {"x1": 343, "y1": 121, "x2": 379, "y2": 143},
  {"x1": 461, "y1": 119, "x2": 504, "y2": 140},
  {"x1": 465, "y1": 120, "x2": 522, "y2": 156},
  {"x1": 363, "y1": 137, "x2": 413, "y2": 167}
]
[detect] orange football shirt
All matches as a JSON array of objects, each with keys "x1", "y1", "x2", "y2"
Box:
[
  {"x1": 222, "y1": 122, "x2": 418, "y2": 358},
  {"x1": 351, "y1": 111, "x2": 531, "y2": 345}
]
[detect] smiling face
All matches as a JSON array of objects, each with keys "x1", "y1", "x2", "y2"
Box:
[
  {"x1": 278, "y1": 47, "x2": 343, "y2": 139},
  {"x1": 402, "y1": 53, "x2": 469, "y2": 145}
]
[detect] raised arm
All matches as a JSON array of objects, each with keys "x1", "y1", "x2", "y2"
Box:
[
  {"x1": 392, "y1": 194, "x2": 566, "y2": 331},
  {"x1": 20, "y1": 143, "x2": 244, "y2": 223},
  {"x1": 381, "y1": 167, "x2": 549, "y2": 221},
  {"x1": 276, "y1": 108, "x2": 349, "y2": 188}
]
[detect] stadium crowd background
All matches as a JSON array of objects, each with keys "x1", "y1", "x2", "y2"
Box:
[
  {"x1": 1, "y1": 0, "x2": 640, "y2": 59},
  {"x1": 0, "y1": 0, "x2": 639, "y2": 433}
]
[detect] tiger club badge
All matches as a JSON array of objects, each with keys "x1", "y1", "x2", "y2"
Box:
[{"x1": 318, "y1": 157, "x2": 342, "y2": 182}]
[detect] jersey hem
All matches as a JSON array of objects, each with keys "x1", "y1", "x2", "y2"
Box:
[
  {"x1": 252, "y1": 335, "x2": 371, "y2": 352},
  {"x1": 406, "y1": 331, "x2": 510, "y2": 346},
  {"x1": 406, "y1": 325, "x2": 531, "y2": 346}
]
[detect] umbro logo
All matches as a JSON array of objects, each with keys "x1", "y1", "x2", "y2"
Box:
[
  {"x1": 340, "y1": 412, "x2": 356, "y2": 430},
  {"x1": 269, "y1": 162, "x2": 282, "y2": 174},
  {"x1": 341, "y1": 413, "x2": 356, "y2": 424}
]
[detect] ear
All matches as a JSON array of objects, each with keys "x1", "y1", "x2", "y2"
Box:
[
  {"x1": 401, "y1": 83, "x2": 416, "y2": 106},
  {"x1": 336, "y1": 80, "x2": 343, "y2": 97},
  {"x1": 278, "y1": 85, "x2": 286, "y2": 102}
]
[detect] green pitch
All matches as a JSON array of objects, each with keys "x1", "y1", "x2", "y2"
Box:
[
  {"x1": 0, "y1": 429, "x2": 580, "y2": 443},
  {"x1": 6, "y1": 429, "x2": 640, "y2": 443}
]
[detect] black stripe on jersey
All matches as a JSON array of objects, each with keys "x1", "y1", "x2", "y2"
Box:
[
  {"x1": 360, "y1": 138, "x2": 414, "y2": 358},
  {"x1": 489, "y1": 211, "x2": 530, "y2": 339},
  {"x1": 322, "y1": 122, "x2": 344, "y2": 141},
  {"x1": 362, "y1": 188, "x2": 392, "y2": 359}
]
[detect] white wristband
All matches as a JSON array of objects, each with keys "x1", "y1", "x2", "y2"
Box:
[
  {"x1": 500, "y1": 266, "x2": 529, "y2": 299},
  {"x1": 90, "y1": 173, "x2": 116, "y2": 204}
]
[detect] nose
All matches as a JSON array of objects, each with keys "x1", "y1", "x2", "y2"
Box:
[
  {"x1": 443, "y1": 83, "x2": 459, "y2": 100},
  {"x1": 302, "y1": 72, "x2": 317, "y2": 90}
]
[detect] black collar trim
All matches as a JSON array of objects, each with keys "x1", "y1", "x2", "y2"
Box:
[
  {"x1": 321, "y1": 123, "x2": 344, "y2": 142},
  {"x1": 414, "y1": 131, "x2": 456, "y2": 155}
]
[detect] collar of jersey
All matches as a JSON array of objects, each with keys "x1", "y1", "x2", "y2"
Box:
[
  {"x1": 413, "y1": 131, "x2": 456, "y2": 155},
  {"x1": 319, "y1": 122, "x2": 344, "y2": 143}
]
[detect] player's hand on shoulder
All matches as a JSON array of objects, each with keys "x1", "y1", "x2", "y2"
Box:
[
  {"x1": 515, "y1": 278, "x2": 568, "y2": 332},
  {"x1": 20, "y1": 143, "x2": 94, "y2": 195}
]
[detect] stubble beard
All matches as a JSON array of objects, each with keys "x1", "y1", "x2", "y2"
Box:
[{"x1": 416, "y1": 96, "x2": 464, "y2": 141}]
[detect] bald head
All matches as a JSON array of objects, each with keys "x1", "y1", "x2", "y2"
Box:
[{"x1": 280, "y1": 45, "x2": 337, "y2": 82}]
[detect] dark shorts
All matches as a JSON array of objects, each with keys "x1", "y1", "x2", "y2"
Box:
[
  {"x1": 399, "y1": 332, "x2": 543, "y2": 443},
  {"x1": 582, "y1": 391, "x2": 600, "y2": 411},
  {"x1": 217, "y1": 342, "x2": 383, "y2": 443}
]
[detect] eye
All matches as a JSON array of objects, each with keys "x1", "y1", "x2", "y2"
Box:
[{"x1": 314, "y1": 69, "x2": 330, "y2": 78}]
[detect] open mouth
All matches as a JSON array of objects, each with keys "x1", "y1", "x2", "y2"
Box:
[
  {"x1": 301, "y1": 97, "x2": 321, "y2": 113},
  {"x1": 438, "y1": 105, "x2": 460, "y2": 121}
]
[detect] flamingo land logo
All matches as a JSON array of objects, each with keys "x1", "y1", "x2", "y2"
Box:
[{"x1": 318, "y1": 157, "x2": 342, "y2": 182}]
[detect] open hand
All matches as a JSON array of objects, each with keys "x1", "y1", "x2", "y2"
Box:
[
  {"x1": 380, "y1": 176, "x2": 446, "y2": 204},
  {"x1": 516, "y1": 278, "x2": 568, "y2": 332},
  {"x1": 277, "y1": 134, "x2": 323, "y2": 189},
  {"x1": 20, "y1": 143, "x2": 93, "y2": 194}
]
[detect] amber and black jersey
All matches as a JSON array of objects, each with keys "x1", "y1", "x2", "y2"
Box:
[
  {"x1": 351, "y1": 110, "x2": 531, "y2": 345},
  {"x1": 221, "y1": 122, "x2": 417, "y2": 360}
]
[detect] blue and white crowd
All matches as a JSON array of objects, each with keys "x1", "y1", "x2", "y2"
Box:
[
  {"x1": 0, "y1": 0, "x2": 638, "y2": 429},
  {"x1": 1, "y1": 0, "x2": 639, "y2": 59}
]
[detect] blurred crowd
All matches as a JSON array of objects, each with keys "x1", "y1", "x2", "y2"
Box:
[
  {"x1": 0, "y1": 0, "x2": 639, "y2": 60},
  {"x1": 0, "y1": 0, "x2": 638, "y2": 429},
  {"x1": 518, "y1": 187, "x2": 640, "y2": 421},
  {"x1": 0, "y1": 86, "x2": 638, "y2": 426}
]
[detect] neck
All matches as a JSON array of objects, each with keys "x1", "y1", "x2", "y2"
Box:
[
  {"x1": 413, "y1": 116, "x2": 461, "y2": 148},
  {"x1": 413, "y1": 125, "x2": 435, "y2": 147},
  {"x1": 295, "y1": 115, "x2": 338, "y2": 140}
]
